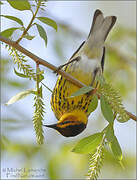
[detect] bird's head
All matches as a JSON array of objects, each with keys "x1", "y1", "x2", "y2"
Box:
[{"x1": 44, "y1": 111, "x2": 88, "y2": 137}]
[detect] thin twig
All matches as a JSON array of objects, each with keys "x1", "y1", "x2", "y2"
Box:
[
  {"x1": 16, "y1": 1, "x2": 41, "y2": 43},
  {"x1": 41, "y1": 82, "x2": 53, "y2": 93},
  {"x1": 125, "y1": 110, "x2": 137, "y2": 122},
  {"x1": 0, "y1": 35, "x2": 136, "y2": 122}
]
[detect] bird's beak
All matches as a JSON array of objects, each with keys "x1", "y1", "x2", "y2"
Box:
[{"x1": 43, "y1": 123, "x2": 58, "y2": 130}]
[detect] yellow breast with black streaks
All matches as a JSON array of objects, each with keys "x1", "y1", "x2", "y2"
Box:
[{"x1": 51, "y1": 56, "x2": 100, "y2": 120}]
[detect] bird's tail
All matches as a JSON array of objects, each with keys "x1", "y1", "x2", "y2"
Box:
[{"x1": 87, "y1": 9, "x2": 117, "y2": 47}]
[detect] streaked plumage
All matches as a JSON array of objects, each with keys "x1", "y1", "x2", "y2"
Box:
[{"x1": 45, "y1": 9, "x2": 117, "y2": 137}]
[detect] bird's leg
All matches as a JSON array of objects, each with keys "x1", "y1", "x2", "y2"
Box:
[
  {"x1": 87, "y1": 67, "x2": 101, "y2": 96},
  {"x1": 90, "y1": 67, "x2": 101, "y2": 86},
  {"x1": 53, "y1": 56, "x2": 81, "y2": 75}
]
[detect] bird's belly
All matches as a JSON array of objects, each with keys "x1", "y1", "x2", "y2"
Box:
[
  {"x1": 68, "y1": 56, "x2": 99, "y2": 85},
  {"x1": 72, "y1": 55, "x2": 100, "y2": 76},
  {"x1": 51, "y1": 57, "x2": 100, "y2": 119}
]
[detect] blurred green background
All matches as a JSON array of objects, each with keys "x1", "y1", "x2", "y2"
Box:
[{"x1": 1, "y1": 1, "x2": 136, "y2": 179}]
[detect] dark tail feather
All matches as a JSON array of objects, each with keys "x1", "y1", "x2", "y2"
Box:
[{"x1": 87, "y1": 9, "x2": 117, "y2": 45}]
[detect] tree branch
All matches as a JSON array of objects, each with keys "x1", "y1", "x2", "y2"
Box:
[
  {"x1": 0, "y1": 36, "x2": 85, "y2": 88},
  {"x1": 125, "y1": 110, "x2": 137, "y2": 122},
  {"x1": 0, "y1": 35, "x2": 136, "y2": 122}
]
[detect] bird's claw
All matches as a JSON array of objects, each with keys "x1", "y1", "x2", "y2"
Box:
[{"x1": 53, "y1": 65, "x2": 63, "y2": 75}]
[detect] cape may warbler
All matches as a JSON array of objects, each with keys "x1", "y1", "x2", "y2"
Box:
[{"x1": 44, "y1": 9, "x2": 117, "y2": 137}]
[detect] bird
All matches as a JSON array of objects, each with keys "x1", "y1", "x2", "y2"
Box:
[{"x1": 44, "y1": 9, "x2": 117, "y2": 137}]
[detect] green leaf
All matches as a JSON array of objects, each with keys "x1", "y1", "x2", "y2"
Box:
[
  {"x1": 36, "y1": 23, "x2": 47, "y2": 46},
  {"x1": 37, "y1": 17, "x2": 57, "y2": 31},
  {"x1": 14, "y1": 68, "x2": 28, "y2": 78},
  {"x1": 24, "y1": 34, "x2": 35, "y2": 40},
  {"x1": 18, "y1": 27, "x2": 25, "y2": 31},
  {"x1": 38, "y1": 70, "x2": 44, "y2": 75},
  {"x1": 0, "y1": 15, "x2": 23, "y2": 26},
  {"x1": 100, "y1": 95, "x2": 114, "y2": 123},
  {"x1": 0, "y1": 1, "x2": 4, "y2": 5},
  {"x1": 88, "y1": 95, "x2": 98, "y2": 113},
  {"x1": 105, "y1": 124, "x2": 114, "y2": 143},
  {"x1": 72, "y1": 133, "x2": 103, "y2": 154},
  {"x1": 0, "y1": 27, "x2": 19, "y2": 38},
  {"x1": 7, "y1": 80, "x2": 28, "y2": 88},
  {"x1": 110, "y1": 135, "x2": 122, "y2": 161},
  {"x1": 7, "y1": 0, "x2": 31, "y2": 11},
  {"x1": 5, "y1": 89, "x2": 35, "y2": 105},
  {"x1": 39, "y1": 74, "x2": 44, "y2": 82},
  {"x1": 69, "y1": 86, "x2": 94, "y2": 98}
]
